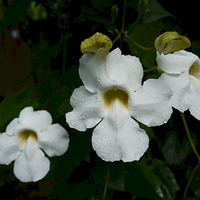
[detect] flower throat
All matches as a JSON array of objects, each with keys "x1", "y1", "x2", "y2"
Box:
[{"x1": 103, "y1": 87, "x2": 129, "y2": 110}]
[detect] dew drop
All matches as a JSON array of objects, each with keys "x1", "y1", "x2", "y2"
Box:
[
  {"x1": 98, "y1": 78, "x2": 101, "y2": 82},
  {"x1": 137, "y1": 139, "x2": 141, "y2": 143},
  {"x1": 107, "y1": 140, "x2": 110, "y2": 145},
  {"x1": 163, "y1": 119, "x2": 167, "y2": 124},
  {"x1": 150, "y1": 104, "x2": 153, "y2": 107},
  {"x1": 70, "y1": 120, "x2": 75, "y2": 125},
  {"x1": 156, "y1": 103, "x2": 159, "y2": 107}
]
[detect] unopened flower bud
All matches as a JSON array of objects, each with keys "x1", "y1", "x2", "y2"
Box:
[
  {"x1": 137, "y1": 0, "x2": 148, "y2": 14},
  {"x1": 155, "y1": 31, "x2": 191, "y2": 55},
  {"x1": 80, "y1": 32, "x2": 112, "y2": 56},
  {"x1": 111, "y1": 5, "x2": 118, "y2": 21}
]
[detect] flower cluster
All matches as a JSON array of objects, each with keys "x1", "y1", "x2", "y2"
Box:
[{"x1": 1, "y1": 33, "x2": 200, "y2": 183}]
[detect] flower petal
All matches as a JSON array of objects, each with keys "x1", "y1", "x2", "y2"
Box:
[
  {"x1": 130, "y1": 79, "x2": 173, "y2": 126},
  {"x1": 105, "y1": 48, "x2": 143, "y2": 91},
  {"x1": 13, "y1": 138, "x2": 50, "y2": 182},
  {"x1": 66, "y1": 86, "x2": 104, "y2": 131},
  {"x1": 79, "y1": 48, "x2": 143, "y2": 93},
  {"x1": 79, "y1": 52, "x2": 112, "y2": 93},
  {"x1": 189, "y1": 77, "x2": 200, "y2": 120},
  {"x1": 160, "y1": 73, "x2": 191, "y2": 112},
  {"x1": 19, "y1": 107, "x2": 52, "y2": 132},
  {"x1": 0, "y1": 132, "x2": 22, "y2": 165},
  {"x1": 156, "y1": 50, "x2": 199, "y2": 74},
  {"x1": 92, "y1": 100, "x2": 149, "y2": 162},
  {"x1": 6, "y1": 118, "x2": 23, "y2": 136},
  {"x1": 38, "y1": 124, "x2": 69, "y2": 157}
]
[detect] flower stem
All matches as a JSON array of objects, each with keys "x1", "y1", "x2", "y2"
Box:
[
  {"x1": 112, "y1": 35, "x2": 121, "y2": 45},
  {"x1": 183, "y1": 163, "x2": 200, "y2": 199},
  {"x1": 180, "y1": 112, "x2": 200, "y2": 162},
  {"x1": 121, "y1": 0, "x2": 127, "y2": 33},
  {"x1": 124, "y1": 35, "x2": 155, "y2": 51},
  {"x1": 144, "y1": 67, "x2": 157, "y2": 73},
  {"x1": 180, "y1": 112, "x2": 200, "y2": 199},
  {"x1": 102, "y1": 168, "x2": 110, "y2": 200}
]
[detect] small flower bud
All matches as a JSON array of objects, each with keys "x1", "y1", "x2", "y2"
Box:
[
  {"x1": 80, "y1": 32, "x2": 112, "y2": 55},
  {"x1": 137, "y1": 0, "x2": 148, "y2": 14},
  {"x1": 111, "y1": 5, "x2": 118, "y2": 21},
  {"x1": 155, "y1": 31, "x2": 191, "y2": 55}
]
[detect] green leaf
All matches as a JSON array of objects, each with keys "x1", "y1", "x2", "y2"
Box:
[
  {"x1": 125, "y1": 158, "x2": 180, "y2": 199},
  {"x1": 128, "y1": 20, "x2": 164, "y2": 69},
  {"x1": 0, "y1": 86, "x2": 39, "y2": 127},
  {"x1": 49, "y1": 87, "x2": 71, "y2": 120},
  {"x1": 143, "y1": 0, "x2": 174, "y2": 23},
  {"x1": 37, "y1": 70, "x2": 59, "y2": 104},
  {"x1": 162, "y1": 131, "x2": 194, "y2": 165},
  {"x1": 62, "y1": 65, "x2": 82, "y2": 89},
  {"x1": 50, "y1": 44, "x2": 61, "y2": 58},
  {"x1": 0, "y1": 0, "x2": 32, "y2": 35}
]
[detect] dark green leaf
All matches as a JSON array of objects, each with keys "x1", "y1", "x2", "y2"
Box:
[
  {"x1": 143, "y1": 0, "x2": 174, "y2": 23},
  {"x1": 0, "y1": 86, "x2": 39, "y2": 127},
  {"x1": 128, "y1": 20, "x2": 164, "y2": 68},
  {"x1": 125, "y1": 158, "x2": 179, "y2": 199},
  {"x1": 50, "y1": 44, "x2": 61, "y2": 58},
  {"x1": 0, "y1": 0, "x2": 32, "y2": 35},
  {"x1": 162, "y1": 131, "x2": 194, "y2": 165}
]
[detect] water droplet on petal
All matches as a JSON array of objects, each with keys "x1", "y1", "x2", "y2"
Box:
[
  {"x1": 70, "y1": 120, "x2": 75, "y2": 125},
  {"x1": 156, "y1": 103, "x2": 159, "y2": 107},
  {"x1": 98, "y1": 78, "x2": 101, "y2": 82},
  {"x1": 137, "y1": 139, "x2": 141, "y2": 143},
  {"x1": 150, "y1": 104, "x2": 153, "y2": 107},
  {"x1": 163, "y1": 119, "x2": 167, "y2": 124}
]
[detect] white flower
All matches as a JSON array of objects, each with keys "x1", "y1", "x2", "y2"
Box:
[
  {"x1": 156, "y1": 50, "x2": 200, "y2": 120},
  {"x1": 66, "y1": 48, "x2": 172, "y2": 162},
  {"x1": 0, "y1": 107, "x2": 69, "y2": 182}
]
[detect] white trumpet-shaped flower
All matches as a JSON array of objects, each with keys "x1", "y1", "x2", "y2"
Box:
[
  {"x1": 66, "y1": 48, "x2": 172, "y2": 162},
  {"x1": 0, "y1": 107, "x2": 69, "y2": 182},
  {"x1": 156, "y1": 50, "x2": 200, "y2": 120}
]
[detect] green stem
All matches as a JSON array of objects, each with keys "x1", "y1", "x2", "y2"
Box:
[
  {"x1": 180, "y1": 112, "x2": 200, "y2": 162},
  {"x1": 112, "y1": 35, "x2": 121, "y2": 45},
  {"x1": 181, "y1": 112, "x2": 200, "y2": 199},
  {"x1": 183, "y1": 163, "x2": 200, "y2": 199},
  {"x1": 121, "y1": 0, "x2": 127, "y2": 33},
  {"x1": 144, "y1": 67, "x2": 157, "y2": 73},
  {"x1": 124, "y1": 35, "x2": 155, "y2": 51},
  {"x1": 102, "y1": 168, "x2": 110, "y2": 200}
]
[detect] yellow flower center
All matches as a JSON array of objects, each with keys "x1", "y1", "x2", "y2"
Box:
[
  {"x1": 18, "y1": 130, "x2": 38, "y2": 146},
  {"x1": 189, "y1": 62, "x2": 200, "y2": 84},
  {"x1": 103, "y1": 87, "x2": 129, "y2": 110}
]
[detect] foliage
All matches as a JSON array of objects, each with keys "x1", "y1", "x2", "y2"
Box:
[{"x1": 0, "y1": 0, "x2": 200, "y2": 199}]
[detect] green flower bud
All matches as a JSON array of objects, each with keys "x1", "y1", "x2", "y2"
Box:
[
  {"x1": 111, "y1": 5, "x2": 118, "y2": 21},
  {"x1": 137, "y1": 0, "x2": 148, "y2": 14},
  {"x1": 155, "y1": 31, "x2": 191, "y2": 55}
]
